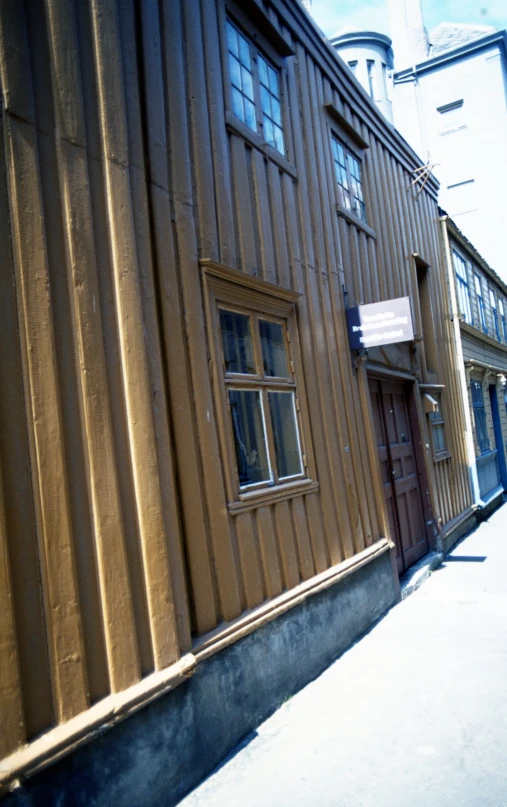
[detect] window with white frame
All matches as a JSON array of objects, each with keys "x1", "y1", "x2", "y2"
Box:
[
  {"x1": 203, "y1": 263, "x2": 313, "y2": 500},
  {"x1": 452, "y1": 249, "x2": 472, "y2": 323},
  {"x1": 499, "y1": 298, "x2": 507, "y2": 342},
  {"x1": 331, "y1": 135, "x2": 366, "y2": 222},
  {"x1": 474, "y1": 273, "x2": 487, "y2": 334},
  {"x1": 226, "y1": 19, "x2": 285, "y2": 155},
  {"x1": 348, "y1": 60, "x2": 358, "y2": 76},
  {"x1": 489, "y1": 288, "x2": 501, "y2": 341}
]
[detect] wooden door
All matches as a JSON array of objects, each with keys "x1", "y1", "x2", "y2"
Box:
[{"x1": 369, "y1": 378, "x2": 429, "y2": 575}]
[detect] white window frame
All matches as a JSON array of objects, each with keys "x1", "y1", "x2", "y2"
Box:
[
  {"x1": 225, "y1": 18, "x2": 286, "y2": 156},
  {"x1": 202, "y1": 260, "x2": 317, "y2": 510}
]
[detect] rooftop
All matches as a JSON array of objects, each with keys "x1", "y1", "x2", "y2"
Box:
[{"x1": 429, "y1": 22, "x2": 497, "y2": 57}]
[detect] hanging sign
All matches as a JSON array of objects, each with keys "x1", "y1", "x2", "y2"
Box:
[{"x1": 346, "y1": 296, "x2": 414, "y2": 349}]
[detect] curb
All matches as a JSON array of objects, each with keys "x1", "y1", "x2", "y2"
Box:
[{"x1": 400, "y1": 551, "x2": 444, "y2": 600}]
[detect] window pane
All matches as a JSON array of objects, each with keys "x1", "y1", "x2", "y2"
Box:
[
  {"x1": 432, "y1": 424, "x2": 446, "y2": 453},
  {"x1": 271, "y1": 97, "x2": 282, "y2": 126},
  {"x1": 337, "y1": 185, "x2": 351, "y2": 210},
  {"x1": 268, "y1": 65, "x2": 279, "y2": 95},
  {"x1": 263, "y1": 116, "x2": 274, "y2": 147},
  {"x1": 260, "y1": 85, "x2": 272, "y2": 117},
  {"x1": 268, "y1": 392, "x2": 302, "y2": 479},
  {"x1": 226, "y1": 22, "x2": 238, "y2": 58},
  {"x1": 229, "y1": 54, "x2": 241, "y2": 90},
  {"x1": 258, "y1": 57, "x2": 268, "y2": 87},
  {"x1": 244, "y1": 99, "x2": 256, "y2": 132},
  {"x1": 273, "y1": 124, "x2": 285, "y2": 155},
  {"x1": 238, "y1": 33, "x2": 250, "y2": 68},
  {"x1": 231, "y1": 87, "x2": 244, "y2": 122},
  {"x1": 471, "y1": 380, "x2": 489, "y2": 454},
  {"x1": 219, "y1": 309, "x2": 256, "y2": 374},
  {"x1": 241, "y1": 66, "x2": 254, "y2": 101},
  {"x1": 259, "y1": 320, "x2": 289, "y2": 377},
  {"x1": 229, "y1": 390, "x2": 271, "y2": 486}
]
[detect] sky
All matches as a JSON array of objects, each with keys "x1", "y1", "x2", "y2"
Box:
[{"x1": 309, "y1": 0, "x2": 507, "y2": 39}]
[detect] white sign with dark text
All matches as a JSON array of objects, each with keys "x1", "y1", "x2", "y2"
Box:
[{"x1": 346, "y1": 297, "x2": 414, "y2": 349}]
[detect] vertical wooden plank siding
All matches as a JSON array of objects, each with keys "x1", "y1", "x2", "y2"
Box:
[
  {"x1": 164, "y1": 0, "x2": 242, "y2": 624},
  {"x1": 143, "y1": 0, "x2": 219, "y2": 636},
  {"x1": 0, "y1": 0, "x2": 474, "y2": 763},
  {"x1": 4, "y1": 110, "x2": 89, "y2": 721},
  {"x1": 0, "y1": 459, "x2": 25, "y2": 756},
  {"x1": 45, "y1": 0, "x2": 141, "y2": 690},
  {"x1": 90, "y1": 0, "x2": 179, "y2": 669}
]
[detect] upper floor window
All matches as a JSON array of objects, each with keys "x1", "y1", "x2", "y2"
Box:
[
  {"x1": 226, "y1": 20, "x2": 285, "y2": 155},
  {"x1": 489, "y1": 289, "x2": 501, "y2": 341},
  {"x1": 219, "y1": 310, "x2": 304, "y2": 489},
  {"x1": 471, "y1": 380, "x2": 489, "y2": 455},
  {"x1": 203, "y1": 261, "x2": 316, "y2": 506},
  {"x1": 452, "y1": 250, "x2": 472, "y2": 324},
  {"x1": 428, "y1": 394, "x2": 447, "y2": 458},
  {"x1": 499, "y1": 298, "x2": 507, "y2": 342},
  {"x1": 438, "y1": 99, "x2": 464, "y2": 134},
  {"x1": 367, "y1": 60, "x2": 375, "y2": 98},
  {"x1": 382, "y1": 63, "x2": 389, "y2": 99},
  {"x1": 348, "y1": 60, "x2": 358, "y2": 76},
  {"x1": 331, "y1": 136, "x2": 366, "y2": 222},
  {"x1": 474, "y1": 274, "x2": 487, "y2": 334}
]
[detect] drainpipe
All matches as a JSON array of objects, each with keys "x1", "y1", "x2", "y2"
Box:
[{"x1": 440, "y1": 215, "x2": 484, "y2": 508}]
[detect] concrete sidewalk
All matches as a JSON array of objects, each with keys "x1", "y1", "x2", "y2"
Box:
[{"x1": 179, "y1": 504, "x2": 507, "y2": 807}]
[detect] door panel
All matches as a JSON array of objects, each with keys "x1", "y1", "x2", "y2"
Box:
[{"x1": 369, "y1": 377, "x2": 429, "y2": 574}]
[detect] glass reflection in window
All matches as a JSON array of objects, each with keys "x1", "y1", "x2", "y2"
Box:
[
  {"x1": 259, "y1": 320, "x2": 289, "y2": 377},
  {"x1": 219, "y1": 310, "x2": 256, "y2": 374},
  {"x1": 268, "y1": 391, "x2": 302, "y2": 478},
  {"x1": 229, "y1": 390, "x2": 271, "y2": 486}
]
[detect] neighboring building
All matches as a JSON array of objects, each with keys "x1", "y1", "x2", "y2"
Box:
[
  {"x1": 329, "y1": 30, "x2": 394, "y2": 122},
  {"x1": 392, "y1": 25, "x2": 507, "y2": 280},
  {"x1": 441, "y1": 214, "x2": 507, "y2": 512},
  {"x1": 0, "y1": 1, "x2": 481, "y2": 805},
  {"x1": 330, "y1": 3, "x2": 507, "y2": 282}
]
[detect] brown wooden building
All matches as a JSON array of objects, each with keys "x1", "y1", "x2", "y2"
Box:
[{"x1": 0, "y1": 1, "x2": 475, "y2": 803}]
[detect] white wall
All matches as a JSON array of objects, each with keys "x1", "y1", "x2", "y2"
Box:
[
  {"x1": 336, "y1": 43, "x2": 393, "y2": 122},
  {"x1": 392, "y1": 43, "x2": 507, "y2": 281}
]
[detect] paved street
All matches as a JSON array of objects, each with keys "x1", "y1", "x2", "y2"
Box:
[{"x1": 180, "y1": 504, "x2": 507, "y2": 807}]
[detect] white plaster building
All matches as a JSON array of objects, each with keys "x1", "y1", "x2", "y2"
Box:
[
  {"x1": 329, "y1": 30, "x2": 394, "y2": 123},
  {"x1": 331, "y1": 5, "x2": 507, "y2": 282}
]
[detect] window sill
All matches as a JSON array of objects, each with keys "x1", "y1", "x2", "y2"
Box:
[
  {"x1": 432, "y1": 450, "x2": 451, "y2": 463},
  {"x1": 228, "y1": 478, "x2": 319, "y2": 514},
  {"x1": 477, "y1": 449, "x2": 497, "y2": 462},
  {"x1": 336, "y1": 205, "x2": 376, "y2": 239},
  {"x1": 225, "y1": 112, "x2": 297, "y2": 179}
]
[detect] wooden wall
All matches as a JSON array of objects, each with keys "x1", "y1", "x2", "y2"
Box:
[{"x1": 0, "y1": 0, "x2": 472, "y2": 764}]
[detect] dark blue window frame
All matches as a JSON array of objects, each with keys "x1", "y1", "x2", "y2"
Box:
[
  {"x1": 474, "y1": 274, "x2": 487, "y2": 334},
  {"x1": 471, "y1": 380, "x2": 489, "y2": 455},
  {"x1": 452, "y1": 250, "x2": 473, "y2": 324}
]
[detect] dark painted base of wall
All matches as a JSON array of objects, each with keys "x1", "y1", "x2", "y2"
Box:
[
  {"x1": 3, "y1": 550, "x2": 397, "y2": 807},
  {"x1": 443, "y1": 509, "x2": 478, "y2": 555},
  {"x1": 478, "y1": 490, "x2": 505, "y2": 523},
  {"x1": 443, "y1": 495, "x2": 505, "y2": 555}
]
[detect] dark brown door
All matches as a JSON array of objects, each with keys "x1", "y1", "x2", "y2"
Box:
[{"x1": 369, "y1": 378, "x2": 429, "y2": 575}]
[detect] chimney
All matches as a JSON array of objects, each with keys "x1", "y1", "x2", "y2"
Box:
[{"x1": 388, "y1": 0, "x2": 429, "y2": 70}]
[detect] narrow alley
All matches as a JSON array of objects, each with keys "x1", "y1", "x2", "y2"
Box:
[{"x1": 180, "y1": 505, "x2": 507, "y2": 807}]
